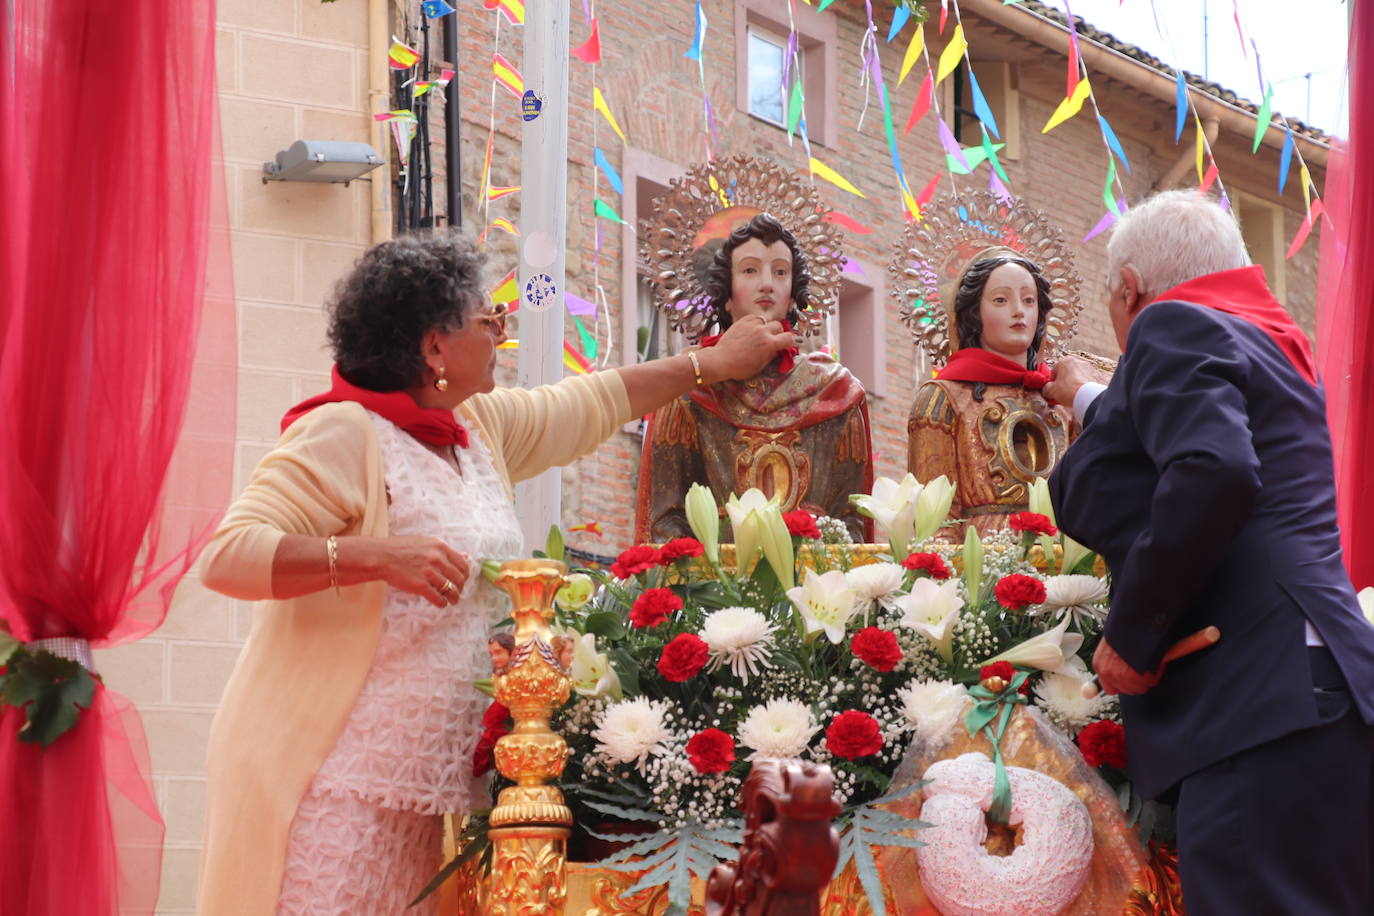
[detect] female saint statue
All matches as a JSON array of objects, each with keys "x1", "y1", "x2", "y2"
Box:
[{"x1": 894, "y1": 193, "x2": 1086, "y2": 537}]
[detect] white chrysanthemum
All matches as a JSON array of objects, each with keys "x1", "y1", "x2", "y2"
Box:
[
  {"x1": 1033, "y1": 663, "x2": 1109, "y2": 734},
  {"x1": 1032, "y1": 575, "x2": 1109, "y2": 625},
  {"x1": 592, "y1": 697, "x2": 672, "y2": 773},
  {"x1": 737, "y1": 698, "x2": 819, "y2": 758},
  {"x1": 846, "y1": 563, "x2": 906, "y2": 621},
  {"x1": 897, "y1": 679, "x2": 969, "y2": 747},
  {"x1": 701, "y1": 606, "x2": 777, "y2": 684}
]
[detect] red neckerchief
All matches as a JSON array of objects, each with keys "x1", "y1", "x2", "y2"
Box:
[
  {"x1": 1148, "y1": 266, "x2": 1318, "y2": 385},
  {"x1": 699, "y1": 319, "x2": 800, "y2": 373},
  {"x1": 280, "y1": 364, "x2": 470, "y2": 448},
  {"x1": 937, "y1": 348, "x2": 1051, "y2": 389}
]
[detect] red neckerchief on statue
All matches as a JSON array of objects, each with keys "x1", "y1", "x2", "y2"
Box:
[
  {"x1": 1147, "y1": 265, "x2": 1318, "y2": 385},
  {"x1": 936, "y1": 347, "x2": 1052, "y2": 389},
  {"x1": 280, "y1": 364, "x2": 471, "y2": 448},
  {"x1": 699, "y1": 319, "x2": 800, "y2": 374}
]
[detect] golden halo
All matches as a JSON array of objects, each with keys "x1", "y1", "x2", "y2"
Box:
[
  {"x1": 889, "y1": 191, "x2": 1084, "y2": 368},
  {"x1": 639, "y1": 154, "x2": 846, "y2": 344}
]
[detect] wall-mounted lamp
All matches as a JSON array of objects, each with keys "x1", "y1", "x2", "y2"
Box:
[{"x1": 262, "y1": 140, "x2": 383, "y2": 186}]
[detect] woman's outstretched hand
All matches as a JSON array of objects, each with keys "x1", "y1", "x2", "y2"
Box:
[{"x1": 697, "y1": 316, "x2": 797, "y2": 383}]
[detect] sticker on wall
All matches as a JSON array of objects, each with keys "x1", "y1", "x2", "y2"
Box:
[
  {"x1": 523, "y1": 273, "x2": 558, "y2": 312},
  {"x1": 522, "y1": 90, "x2": 543, "y2": 122},
  {"x1": 523, "y1": 230, "x2": 557, "y2": 270}
]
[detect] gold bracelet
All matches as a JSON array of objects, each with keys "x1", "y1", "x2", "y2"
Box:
[
  {"x1": 326, "y1": 535, "x2": 340, "y2": 594},
  {"x1": 686, "y1": 350, "x2": 705, "y2": 387}
]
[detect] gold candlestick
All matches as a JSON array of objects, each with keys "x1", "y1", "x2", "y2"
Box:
[{"x1": 485, "y1": 559, "x2": 573, "y2": 916}]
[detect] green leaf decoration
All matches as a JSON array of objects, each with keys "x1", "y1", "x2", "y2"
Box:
[
  {"x1": 411, "y1": 808, "x2": 493, "y2": 906},
  {"x1": 832, "y1": 786, "x2": 930, "y2": 916},
  {"x1": 582, "y1": 798, "x2": 665, "y2": 823},
  {"x1": 0, "y1": 650, "x2": 96, "y2": 747},
  {"x1": 590, "y1": 818, "x2": 743, "y2": 916},
  {"x1": 583, "y1": 611, "x2": 626, "y2": 641}
]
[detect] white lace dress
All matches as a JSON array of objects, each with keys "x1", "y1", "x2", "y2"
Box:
[{"x1": 276, "y1": 414, "x2": 523, "y2": 916}]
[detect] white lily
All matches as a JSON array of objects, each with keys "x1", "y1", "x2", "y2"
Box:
[
  {"x1": 1360, "y1": 587, "x2": 1374, "y2": 627},
  {"x1": 979, "y1": 617, "x2": 1085, "y2": 672},
  {"x1": 725, "y1": 488, "x2": 776, "y2": 576},
  {"x1": 570, "y1": 632, "x2": 622, "y2": 700},
  {"x1": 961, "y1": 525, "x2": 984, "y2": 604},
  {"x1": 787, "y1": 569, "x2": 859, "y2": 644},
  {"x1": 555, "y1": 573, "x2": 595, "y2": 611},
  {"x1": 757, "y1": 501, "x2": 796, "y2": 591},
  {"x1": 912, "y1": 475, "x2": 956, "y2": 546},
  {"x1": 851, "y1": 474, "x2": 922, "y2": 557},
  {"x1": 895, "y1": 577, "x2": 964, "y2": 662},
  {"x1": 1060, "y1": 535, "x2": 1095, "y2": 576},
  {"x1": 686, "y1": 483, "x2": 721, "y2": 564},
  {"x1": 1027, "y1": 477, "x2": 1057, "y2": 525}
]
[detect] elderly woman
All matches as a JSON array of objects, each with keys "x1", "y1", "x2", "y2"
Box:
[
  {"x1": 196, "y1": 231, "x2": 790, "y2": 916},
  {"x1": 907, "y1": 247, "x2": 1076, "y2": 536}
]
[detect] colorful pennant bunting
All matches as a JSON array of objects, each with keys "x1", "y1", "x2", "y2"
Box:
[
  {"x1": 373, "y1": 109, "x2": 417, "y2": 122},
  {"x1": 388, "y1": 39, "x2": 419, "y2": 70},
  {"x1": 493, "y1": 53, "x2": 523, "y2": 97},
  {"x1": 488, "y1": 184, "x2": 521, "y2": 201},
  {"x1": 937, "y1": 117, "x2": 971, "y2": 172},
  {"x1": 1097, "y1": 116, "x2": 1132, "y2": 174},
  {"x1": 574, "y1": 317, "x2": 599, "y2": 360},
  {"x1": 563, "y1": 341, "x2": 592, "y2": 375},
  {"x1": 593, "y1": 148, "x2": 623, "y2": 195},
  {"x1": 899, "y1": 23, "x2": 925, "y2": 86},
  {"x1": 1277, "y1": 127, "x2": 1294, "y2": 194},
  {"x1": 824, "y1": 211, "x2": 873, "y2": 234},
  {"x1": 565, "y1": 292, "x2": 598, "y2": 317},
  {"x1": 491, "y1": 268, "x2": 518, "y2": 305},
  {"x1": 568, "y1": 522, "x2": 604, "y2": 536},
  {"x1": 1042, "y1": 78, "x2": 1092, "y2": 133},
  {"x1": 421, "y1": 0, "x2": 456, "y2": 18},
  {"x1": 413, "y1": 69, "x2": 454, "y2": 97},
  {"x1": 1174, "y1": 70, "x2": 1188, "y2": 142},
  {"x1": 593, "y1": 87, "x2": 627, "y2": 144},
  {"x1": 936, "y1": 24, "x2": 967, "y2": 84},
  {"x1": 904, "y1": 69, "x2": 933, "y2": 133},
  {"x1": 573, "y1": 18, "x2": 602, "y2": 63},
  {"x1": 967, "y1": 68, "x2": 1000, "y2": 139},
  {"x1": 887, "y1": 5, "x2": 911, "y2": 41},
  {"x1": 684, "y1": 0, "x2": 707, "y2": 60},
  {"x1": 1284, "y1": 197, "x2": 1325, "y2": 258},
  {"x1": 809, "y1": 157, "x2": 866, "y2": 197},
  {"x1": 594, "y1": 199, "x2": 626, "y2": 223},
  {"x1": 1083, "y1": 210, "x2": 1117, "y2": 243},
  {"x1": 483, "y1": 0, "x2": 525, "y2": 26},
  {"x1": 1252, "y1": 86, "x2": 1273, "y2": 154}
]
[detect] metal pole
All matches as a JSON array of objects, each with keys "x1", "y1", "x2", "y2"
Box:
[
  {"x1": 443, "y1": 10, "x2": 462, "y2": 228},
  {"x1": 514, "y1": 0, "x2": 569, "y2": 552}
]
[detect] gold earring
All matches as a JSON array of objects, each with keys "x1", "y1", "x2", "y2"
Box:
[{"x1": 434, "y1": 365, "x2": 449, "y2": 392}]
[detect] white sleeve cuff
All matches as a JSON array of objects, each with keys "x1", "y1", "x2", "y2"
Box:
[{"x1": 1073, "y1": 382, "x2": 1108, "y2": 425}]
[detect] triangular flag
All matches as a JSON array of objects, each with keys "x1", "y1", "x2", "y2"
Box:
[
  {"x1": 493, "y1": 53, "x2": 523, "y2": 96},
  {"x1": 899, "y1": 24, "x2": 925, "y2": 86},
  {"x1": 593, "y1": 148, "x2": 623, "y2": 195},
  {"x1": 1251, "y1": 86, "x2": 1273, "y2": 153},
  {"x1": 1097, "y1": 115, "x2": 1132, "y2": 174},
  {"x1": 967, "y1": 68, "x2": 1000, "y2": 139},
  {"x1": 888, "y1": 5, "x2": 911, "y2": 41},
  {"x1": 904, "y1": 69, "x2": 933, "y2": 133},
  {"x1": 593, "y1": 87, "x2": 627, "y2": 144},
  {"x1": 1285, "y1": 198, "x2": 1324, "y2": 258},
  {"x1": 488, "y1": 185, "x2": 520, "y2": 201},
  {"x1": 809, "y1": 157, "x2": 866, "y2": 197},
  {"x1": 389, "y1": 38, "x2": 419, "y2": 70},
  {"x1": 684, "y1": 1, "x2": 707, "y2": 61},
  {"x1": 1042, "y1": 78, "x2": 1092, "y2": 133},
  {"x1": 1200, "y1": 158, "x2": 1220, "y2": 192},
  {"x1": 1083, "y1": 210, "x2": 1117, "y2": 243},
  {"x1": 981, "y1": 129, "x2": 1009, "y2": 183},
  {"x1": 373, "y1": 109, "x2": 417, "y2": 122},
  {"x1": 916, "y1": 172, "x2": 941, "y2": 206},
  {"x1": 936, "y1": 24, "x2": 966, "y2": 84},
  {"x1": 825, "y1": 211, "x2": 873, "y2": 234},
  {"x1": 574, "y1": 316, "x2": 599, "y2": 360},
  {"x1": 1174, "y1": 70, "x2": 1188, "y2": 142},
  {"x1": 491, "y1": 268, "x2": 518, "y2": 305},
  {"x1": 573, "y1": 18, "x2": 601, "y2": 63},
  {"x1": 563, "y1": 341, "x2": 592, "y2": 374},
  {"x1": 1194, "y1": 115, "x2": 1206, "y2": 184},
  {"x1": 1278, "y1": 127, "x2": 1294, "y2": 193},
  {"x1": 937, "y1": 117, "x2": 971, "y2": 172},
  {"x1": 422, "y1": 0, "x2": 456, "y2": 19},
  {"x1": 1103, "y1": 158, "x2": 1121, "y2": 216},
  {"x1": 594, "y1": 198, "x2": 626, "y2": 223},
  {"x1": 787, "y1": 79, "x2": 805, "y2": 138},
  {"x1": 483, "y1": 0, "x2": 525, "y2": 26}
]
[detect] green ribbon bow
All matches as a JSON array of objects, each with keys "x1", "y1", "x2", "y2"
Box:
[{"x1": 963, "y1": 670, "x2": 1030, "y2": 825}]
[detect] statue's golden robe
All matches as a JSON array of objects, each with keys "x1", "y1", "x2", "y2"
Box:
[
  {"x1": 907, "y1": 378, "x2": 1076, "y2": 537},
  {"x1": 635, "y1": 353, "x2": 873, "y2": 544}
]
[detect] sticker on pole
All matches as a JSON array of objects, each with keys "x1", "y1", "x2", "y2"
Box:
[
  {"x1": 522, "y1": 90, "x2": 543, "y2": 122},
  {"x1": 523, "y1": 273, "x2": 558, "y2": 312}
]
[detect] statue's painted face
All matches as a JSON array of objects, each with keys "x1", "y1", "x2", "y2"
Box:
[
  {"x1": 977, "y1": 262, "x2": 1038, "y2": 363},
  {"x1": 726, "y1": 238, "x2": 794, "y2": 324},
  {"x1": 487, "y1": 640, "x2": 511, "y2": 670}
]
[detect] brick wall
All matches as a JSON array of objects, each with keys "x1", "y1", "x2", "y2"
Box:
[{"x1": 90, "y1": 1, "x2": 1326, "y2": 911}]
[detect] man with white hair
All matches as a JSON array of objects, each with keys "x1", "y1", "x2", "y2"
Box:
[{"x1": 1045, "y1": 190, "x2": 1374, "y2": 914}]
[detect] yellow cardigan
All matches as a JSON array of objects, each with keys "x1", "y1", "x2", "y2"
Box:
[{"x1": 196, "y1": 373, "x2": 632, "y2": 916}]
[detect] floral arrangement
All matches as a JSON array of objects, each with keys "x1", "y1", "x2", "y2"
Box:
[{"x1": 532, "y1": 474, "x2": 1148, "y2": 914}]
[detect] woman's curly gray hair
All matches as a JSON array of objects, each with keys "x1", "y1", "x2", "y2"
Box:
[{"x1": 327, "y1": 230, "x2": 486, "y2": 391}]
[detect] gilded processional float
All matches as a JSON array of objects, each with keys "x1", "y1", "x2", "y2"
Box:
[{"x1": 443, "y1": 158, "x2": 1182, "y2": 916}]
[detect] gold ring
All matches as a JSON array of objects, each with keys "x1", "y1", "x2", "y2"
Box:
[{"x1": 440, "y1": 578, "x2": 456, "y2": 596}]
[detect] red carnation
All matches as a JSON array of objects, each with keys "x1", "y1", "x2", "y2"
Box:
[
  {"x1": 851, "y1": 627, "x2": 903, "y2": 672},
  {"x1": 611, "y1": 545, "x2": 661, "y2": 579},
  {"x1": 902, "y1": 552, "x2": 952, "y2": 579},
  {"x1": 1078, "y1": 719, "x2": 1128, "y2": 769},
  {"x1": 472, "y1": 701, "x2": 512, "y2": 777},
  {"x1": 658, "y1": 633, "x2": 710, "y2": 681},
  {"x1": 825, "y1": 710, "x2": 884, "y2": 760},
  {"x1": 994, "y1": 574, "x2": 1048, "y2": 611},
  {"x1": 783, "y1": 510, "x2": 822, "y2": 539},
  {"x1": 686, "y1": 728, "x2": 736, "y2": 774},
  {"x1": 629, "y1": 587, "x2": 682, "y2": 628},
  {"x1": 658, "y1": 537, "x2": 705, "y2": 564},
  {"x1": 1008, "y1": 512, "x2": 1058, "y2": 537}
]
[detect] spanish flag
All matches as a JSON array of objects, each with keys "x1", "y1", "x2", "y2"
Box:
[{"x1": 493, "y1": 53, "x2": 523, "y2": 97}]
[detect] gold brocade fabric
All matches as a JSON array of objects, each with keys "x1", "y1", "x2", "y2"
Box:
[
  {"x1": 907, "y1": 379, "x2": 1075, "y2": 537},
  {"x1": 875, "y1": 706, "x2": 1153, "y2": 916},
  {"x1": 636, "y1": 356, "x2": 872, "y2": 543}
]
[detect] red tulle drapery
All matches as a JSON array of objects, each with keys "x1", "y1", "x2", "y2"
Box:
[
  {"x1": 1317, "y1": 2, "x2": 1374, "y2": 590},
  {"x1": 0, "y1": 0, "x2": 235, "y2": 912}
]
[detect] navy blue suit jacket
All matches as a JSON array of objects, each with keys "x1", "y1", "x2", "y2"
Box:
[{"x1": 1050, "y1": 299, "x2": 1374, "y2": 798}]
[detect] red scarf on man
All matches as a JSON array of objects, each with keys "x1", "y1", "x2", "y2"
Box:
[
  {"x1": 1149, "y1": 266, "x2": 1318, "y2": 385},
  {"x1": 280, "y1": 364, "x2": 470, "y2": 447},
  {"x1": 936, "y1": 347, "x2": 1052, "y2": 389},
  {"x1": 699, "y1": 319, "x2": 800, "y2": 373}
]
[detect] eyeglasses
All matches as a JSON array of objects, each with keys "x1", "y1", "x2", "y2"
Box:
[{"x1": 474, "y1": 303, "x2": 509, "y2": 336}]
